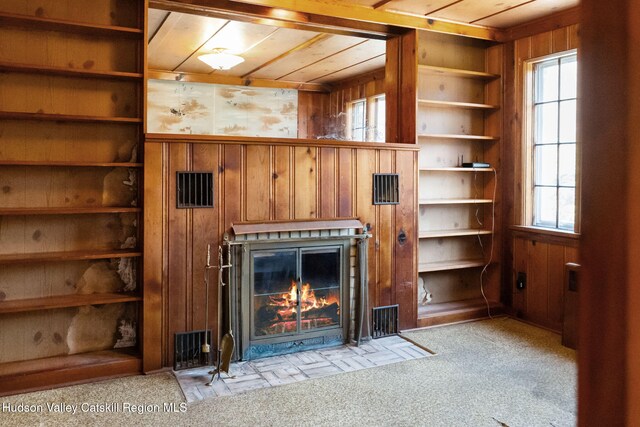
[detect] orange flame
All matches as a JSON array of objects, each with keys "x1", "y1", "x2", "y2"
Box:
[{"x1": 268, "y1": 280, "x2": 339, "y2": 320}]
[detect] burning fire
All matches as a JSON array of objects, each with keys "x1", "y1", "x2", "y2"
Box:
[{"x1": 268, "y1": 280, "x2": 339, "y2": 320}]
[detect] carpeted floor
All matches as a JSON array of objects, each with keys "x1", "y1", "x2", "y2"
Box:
[{"x1": 0, "y1": 317, "x2": 576, "y2": 427}]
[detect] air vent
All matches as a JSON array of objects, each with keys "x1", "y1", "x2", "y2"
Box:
[
  {"x1": 177, "y1": 172, "x2": 214, "y2": 208},
  {"x1": 174, "y1": 330, "x2": 212, "y2": 370},
  {"x1": 373, "y1": 173, "x2": 399, "y2": 205},
  {"x1": 372, "y1": 304, "x2": 399, "y2": 338}
]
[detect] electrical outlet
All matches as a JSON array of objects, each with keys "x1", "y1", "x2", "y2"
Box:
[{"x1": 516, "y1": 272, "x2": 527, "y2": 290}]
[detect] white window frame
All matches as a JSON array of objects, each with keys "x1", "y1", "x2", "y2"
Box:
[
  {"x1": 346, "y1": 95, "x2": 385, "y2": 142},
  {"x1": 523, "y1": 49, "x2": 579, "y2": 233}
]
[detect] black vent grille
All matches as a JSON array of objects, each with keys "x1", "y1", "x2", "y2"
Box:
[
  {"x1": 373, "y1": 173, "x2": 399, "y2": 205},
  {"x1": 372, "y1": 304, "x2": 399, "y2": 338},
  {"x1": 174, "y1": 330, "x2": 212, "y2": 370},
  {"x1": 177, "y1": 172, "x2": 214, "y2": 208}
]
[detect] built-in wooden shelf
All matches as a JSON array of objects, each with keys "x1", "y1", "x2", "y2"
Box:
[
  {"x1": 417, "y1": 298, "x2": 503, "y2": 328},
  {"x1": 420, "y1": 167, "x2": 495, "y2": 172},
  {"x1": 0, "y1": 160, "x2": 143, "y2": 167},
  {"x1": 0, "y1": 249, "x2": 142, "y2": 265},
  {"x1": 418, "y1": 259, "x2": 486, "y2": 273},
  {"x1": 419, "y1": 229, "x2": 492, "y2": 238},
  {"x1": 0, "y1": 207, "x2": 140, "y2": 216},
  {"x1": 417, "y1": 133, "x2": 499, "y2": 141},
  {"x1": 0, "y1": 111, "x2": 142, "y2": 124},
  {"x1": 0, "y1": 293, "x2": 141, "y2": 314},
  {"x1": 419, "y1": 198, "x2": 493, "y2": 205},
  {"x1": 418, "y1": 99, "x2": 499, "y2": 110},
  {"x1": 0, "y1": 61, "x2": 143, "y2": 81},
  {"x1": 0, "y1": 12, "x2": 143, "y2": 37},
  {"x1": 0, "y1": 349, "x2": 141, "y2": 396},
  {"x1": 418, "y1": 65, "x2": 500, "y2": 80}
]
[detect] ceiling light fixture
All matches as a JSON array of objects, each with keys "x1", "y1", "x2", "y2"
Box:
[{"x1": 198, "y1": 48, "x2": 245, "y2": 71}]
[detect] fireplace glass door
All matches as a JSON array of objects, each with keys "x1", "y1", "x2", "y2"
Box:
[{"x1": 251, "y1": 246, "x2": 342, "y2": 338}]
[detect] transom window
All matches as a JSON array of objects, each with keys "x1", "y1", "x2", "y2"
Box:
[{"x1": 529, "y1": 52, "x2": 578, "y2": 231}]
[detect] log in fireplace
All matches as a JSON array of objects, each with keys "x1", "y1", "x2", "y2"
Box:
[{"x1": 225, "y1": 219, "x2": 369, "y2": 360}]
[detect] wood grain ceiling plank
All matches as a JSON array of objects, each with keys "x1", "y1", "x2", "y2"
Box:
[
  {"x1": 148, "y1": 9, "x2": 170, "y2": 42},
  {"x1": 474, "y1": 0, "x2": 579, "y2": 28},
  {"x1": 147, "y1": 11, "x2": 228, "y2": 71},
  {"x1": 250, "y1": 34, "x2": 368, "y2": 80},
  {"x1": 241, "y1": 33, "x2": 330, "y2": 78},
  {"x1": 372, "y1": 0, "x2": 395, "y2": 9},
  {"x1": 311, "y1": 54, "x2": 386, "y2": 83},
  {"x1": 470, "y1": 0, "x2": 535, "y2": 24},
  {"x1": 174, "y1": 20, "x2": 279, "y2": 74},
  {"x1": 283, "y1": 39, "x2": 386, "y2": 83},
  {"x1": 356, "y1": 0, "x2": 462, "y2": 17},
  {"x1": 428, "y1": 0, "x2": 532, "y2": 23}
]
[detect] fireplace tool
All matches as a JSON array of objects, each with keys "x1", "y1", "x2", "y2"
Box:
[
  {"x1": 207, "y1": 243, "x2": 234, "y2": 385},
  {"x1": 201, "y1": 244, "x2": 215, "y2": 360}
]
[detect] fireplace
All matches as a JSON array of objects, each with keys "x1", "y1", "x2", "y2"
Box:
[{"x1": 226, "y1": 220, "x2": 369, "y2": 360}]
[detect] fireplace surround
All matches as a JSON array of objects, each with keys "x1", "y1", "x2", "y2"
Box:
[{"x1": 224, "y1": 219, "x2": 370, "y2": 361}]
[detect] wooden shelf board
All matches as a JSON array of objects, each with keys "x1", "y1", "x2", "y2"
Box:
[
  {"x1": 0, "y1": 160, "x2": 143, "y2": 167},
  {"x1": 0, "y1": 207, "x2": 141, "y2": 216},
  {"x1": 0, "y1": 61, "x2": 143, "y2": 80},
  {"x1": 417, "y1": 298, "x2": 503, "y2": 328},
  {"x1": 0, "y1": 12, "x2": 143, "y2": 37},
  {"x1": 417, "y1": 134, "x2": 499, "y2": 141},
  {"x1": 418, "y1": 99, "x2": 499, "y2": 110},
  {"x1": 0, "y1": 293, "x2": 141, "y2": 314},
  {"x1": 418, "y1": 65, "x2": 500, "y2": 80},
  {"x1": 0, "y1": 349, "x2": 141, "y2": 396},
  {"x1": 418, "y1": 259, "x2": 486, "y2": 272},
  {"x1": 419, "y1": 198, "x2": 493, "y2": 205},
  {"x1": 420, "y1": 167, "x2": 495, "y2": 172},
  {"x1": 0, "y1": 249, "x2": 142, "y2": 265},
  {"x1": 419, "y1": 229, "x2": 492, "y2": 238},
  {"x1": 0, "y1": 111, "x2": 142, "y2": 124}
]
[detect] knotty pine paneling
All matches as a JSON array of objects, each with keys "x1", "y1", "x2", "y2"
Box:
[
  {"x1": 511, "y1": 236, "x2": 579, "y2": 331},
  {"x1": 503, "y1": 23, "x2": 580, "y2": 330},
  {"x1": 144, "y1": 138, "x2": 418, "y2": 367}
]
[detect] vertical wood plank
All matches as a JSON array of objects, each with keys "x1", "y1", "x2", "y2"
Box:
[
  {"x1": 143, "y1": 142, "x2": 163, "y2": 372},
  {"x1": 191, "y1": 144, "x2": 220, "y2": 338},
  {"x1": 319, "y1": 147, "x2": 337, "y2": 218},
  {"x1": 222, "y1": 145, "x2": 243, "y2": 233},
  {"x1": 297, "y1": 91, "x2": 310, "y2": 139},
  {"x1": 393, "y1": 150, "x2": 417, "y2": 329},
  {"x1": 273, "y1": 145, "x2": 292, "y2": 220},
  {"x1": 547, "y1": 243, "x2": 566, "y2": 330},
  {"x1": 356, "y1": 150, "x2": 377, "y2": 312},
  {"x1": 337, "y1": 148, "x2": 353, "y2": 217},
  {"x1": 527, "y1": 240, "x2": 549, "y2": 325},
  {"x1": 293, "y1": 147, "x2": 317, "y2": 219},
  {"x1": 166, "y1": 143, "x2": 188, "y2": 368},
  {"x1": 530, "y1": 32, "x2": 553, "y2": 58},
  {"x1": 245, "y1": 145, "x2": 271, "y2": 221},
  {"x1": 399, "y1": 30, "x2": 417, "y2": 145},
  {"x1": 377, "y1": 150, "x2": 393, "y2": 306},
  {"x1": 512, "y1": 237, "x2": 528, "y2": 317},
  {"x1": 385, "y1": 36, "x2": 399, "y2": 144}
]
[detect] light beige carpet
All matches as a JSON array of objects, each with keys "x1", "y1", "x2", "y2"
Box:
[{"x1": 0, "y1": 317, "x2": 576, "y2": 427}]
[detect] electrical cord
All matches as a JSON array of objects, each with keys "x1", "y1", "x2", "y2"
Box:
[{"x1": 478, "y1": 168, "x2": 497, "y2": 319}]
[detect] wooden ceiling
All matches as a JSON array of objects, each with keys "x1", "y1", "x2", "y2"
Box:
[
  {"x1": 343, "y1": 0, "x2": 579, "y2": 27},
  {"x1": 148, "y1": 9, "x2": 386, "y2": 85}
]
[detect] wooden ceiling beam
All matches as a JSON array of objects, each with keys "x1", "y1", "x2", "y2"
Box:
[
  {"x1": 151, "y1": 0, "x2": 503, "y2": 41},
  {"x1": 148, "y1": 69, "x2": 331, "y2": 92},
  {"x1": 241, "y1": 33, "x2": 330, "y2": 78}
]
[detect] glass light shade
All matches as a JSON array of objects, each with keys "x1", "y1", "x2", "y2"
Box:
[{"x1": 198, "y1": 50, "x2": 245, "y2": 70}]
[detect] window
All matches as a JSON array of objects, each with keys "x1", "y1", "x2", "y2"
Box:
[
  {"x1": 527, "y1": 52, "x2": 578, "y2": 231},
  {"x1": 348, "y1": 95, "x2": 385, "y2": 142}
]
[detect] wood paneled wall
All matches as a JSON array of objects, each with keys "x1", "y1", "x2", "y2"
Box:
[
  {"x1": 143, "y1": 135, "x2": 417, "y2": 370},
  {"x1": 512, "y1": 234, "x2": 579, "y2": 331},
  {"x1": 502, "y1": 23, "x2": 580, "y2": 328}
]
